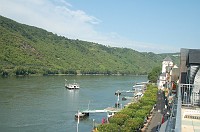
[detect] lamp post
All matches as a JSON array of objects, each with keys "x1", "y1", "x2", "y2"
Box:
[
  {"x1": 77, "y1": 110, "x2": 79, "y2": 132},
  {"x1": 116, "y1": 92, "x2": 120, "y2": 109},
  {"x1": 93, "y1": 119, "x2": 95, "y2": 129}
]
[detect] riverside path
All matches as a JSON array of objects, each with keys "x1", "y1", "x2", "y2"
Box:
[{"x1": 146, "y1": 89, "x2": 167, "y2": 132}]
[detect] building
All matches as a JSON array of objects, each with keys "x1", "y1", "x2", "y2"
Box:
[
  {"x1": 158, "y1": 72, "x2": 166, "y2": 89},
  {"x1": 162, "y1": 56, "x2": 174, "y2": 73},
  {"x1": 162, "y1": 48, "x2": 200, "y2": 132},
  {"x1": 158, "y1": 56, "x2": 174, "y2": 90}
]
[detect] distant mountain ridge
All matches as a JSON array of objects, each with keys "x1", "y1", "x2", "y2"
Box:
[{"x1": 0, "y1": 15, "x2": 180, "y2": 76}]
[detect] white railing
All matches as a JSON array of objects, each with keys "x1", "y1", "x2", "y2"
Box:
[
  {"x1": 174, "y1": 84, "x2": 182, "y2": 132},
  {"x1": 180, "y1": 84, "x2": 200, "y2": 106},
  {"x1": 165, "y1": 84, "x2": 200, "y2": 132}
]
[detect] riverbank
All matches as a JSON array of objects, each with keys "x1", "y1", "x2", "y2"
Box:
[
  {"x1": 1, "y1": 72, "x2": 148, "y2": 77},
  {"x1": 96, "y1": 84, "x2": 158, "y2": 131}
]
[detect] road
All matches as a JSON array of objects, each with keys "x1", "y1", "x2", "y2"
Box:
[{"x1": 146, "y1": 90, "x2": 167, "y2": 132}]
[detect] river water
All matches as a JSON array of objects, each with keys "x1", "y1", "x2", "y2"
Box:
[{"x1": 0, "y1": 75, "x2": 147, "y2": 132}]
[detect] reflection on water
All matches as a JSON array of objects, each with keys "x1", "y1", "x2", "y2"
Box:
[{"x1": 0, "y1": 75, "x2": 147, "y2": 132}]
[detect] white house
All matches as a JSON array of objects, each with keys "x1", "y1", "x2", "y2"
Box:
[
  {"x1": 158, "y1": 72, "x2": 166, "y2": 89},
  {"x1": 158, "y1": 56, "x2": 174, "y2": 89},
  {"x1": 162, "y1": 56, "x2": 173, "y2": 73}
]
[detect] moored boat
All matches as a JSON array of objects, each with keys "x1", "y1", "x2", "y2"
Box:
[
  {"x1": 74, "y1": 112, "x2": 89, "y2": 120},
  {"x1": 65, "y1": 79, "x2": 80, "y2": 89}
]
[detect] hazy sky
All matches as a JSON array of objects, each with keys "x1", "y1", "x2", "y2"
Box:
[{"x1": 0, "y1": 0, "x2": 200, "y2": 53}]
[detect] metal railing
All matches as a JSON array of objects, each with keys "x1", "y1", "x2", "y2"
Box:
[
  {"x1": 180, "y1": 84, "x2": 200, "y2": 106},
  {"x1": 165, "y1": 84, "x2": 200, "y2": 132},
  {"x1": 165, "y1": 98, "x2": 177, "y2": 132},
  {"x1": 174, "y1": 84, "x2": 182, "y2": 132}
]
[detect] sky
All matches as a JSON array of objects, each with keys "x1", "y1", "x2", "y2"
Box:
[{"x1": 0, "y1": 0, "x2": 200, "y2": 53}]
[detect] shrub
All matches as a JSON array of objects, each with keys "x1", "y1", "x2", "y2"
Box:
[{"x1": 98, "y1": 123, "x2": 120, "y2": 132}]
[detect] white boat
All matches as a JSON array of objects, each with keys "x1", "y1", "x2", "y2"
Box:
[
  {"x1": 65, "y1": 79, "x2": 80, "y2": 89},
  {"x1": 107, "y1": 112, "x2": 115, "y2": 118},
  {"x1": 75, "y1": 112, "x2": 88, "y2": 119},
  {"x1": 135, "y1": 92, "x2": 143, "y2": 97}
]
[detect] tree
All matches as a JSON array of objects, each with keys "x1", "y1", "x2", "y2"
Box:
[
  {"x1": 122, "y1": 118, "x2": 144, "y2": 132},
  {"x1": 148, "y1": 66, "x2": 161, "y2": 83},
  {"x1": 109, "y1": 113, "x2": 130, "y2": 126},
  {"x1": 97, "y1": 84, "x2": 158, "y2": 131},
  {"x1": 97, "y1": 123, "x2": 120, "y2": 132},
  {"x1": 120, "y1": 108, "x2": 136, "y2": 118}
]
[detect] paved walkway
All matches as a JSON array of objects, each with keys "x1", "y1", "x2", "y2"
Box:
[{"x1": 146, "y1": 90, "x2": 166, "y2": 132}]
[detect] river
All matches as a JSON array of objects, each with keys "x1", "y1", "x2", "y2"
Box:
[{"x1": 0, "y1": 75, "x2": 147, "y2": 132}]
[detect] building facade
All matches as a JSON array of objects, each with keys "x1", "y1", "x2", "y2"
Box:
[{"x1": 158, "y1": 56, "x2": 174, "y2": 89}]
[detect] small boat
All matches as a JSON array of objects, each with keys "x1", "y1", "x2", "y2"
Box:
[
  {"x1": 107, "y1": 111, "x2": 117, "y2": 122},
  {"x1": 65, "y1": 79, "x2": 80, "y2": 89},
  {"x1": 74, "y1": 112, "x2": 89, "y2": 120},
  {"x1": 122, "y1": 97, "x2": 127, "y2": 101},
  {"x1": 134, "y1": 92, "x2": 143, "y2": 98},
  {"x1": 107, "y1": 112, "x2": 115, "y2": 119}
]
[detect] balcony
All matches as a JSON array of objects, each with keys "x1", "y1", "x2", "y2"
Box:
[{"x1": 165, "y1": 84, "x2": 200, "y2": 132}]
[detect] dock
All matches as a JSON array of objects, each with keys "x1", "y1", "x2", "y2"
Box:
[
  {"x1": 135, "y1": 80, "x2": 149, "y2": 85},
  {"x1": 115, "y1": 90, "x2": 134, "y2": 95},
  {"x1": 76, "y1": 81, "x2": 149, "y2": 120},
  {"x1": 82, "y1": 107, "x2": 121, "y2": 113},
  {"x1": 75, "y1": 107, "x2": 121, "y2": 119}
]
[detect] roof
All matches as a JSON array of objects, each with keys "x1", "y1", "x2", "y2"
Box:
[
  {"x1": 163, "y1": 56, "x2": 172, "y2": 62},
  {"x1": 173, "y1": 65, "x2": 178, "y2": 68},
  {"x1": 188, "y1": 49, "x2": 200, "y2": 65}
]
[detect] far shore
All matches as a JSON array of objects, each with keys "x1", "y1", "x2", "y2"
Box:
[{"x1": 1, "y1": 73, "x2": 148, "y2": 77}]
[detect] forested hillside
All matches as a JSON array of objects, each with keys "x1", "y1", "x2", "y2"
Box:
[{"x1": 0, "y1": 15, "x2": 180, "y2": 76}]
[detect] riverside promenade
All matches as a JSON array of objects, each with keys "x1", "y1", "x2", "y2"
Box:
[{"x1": 145, "y1": 89, "x2": 167, "y2": 132}]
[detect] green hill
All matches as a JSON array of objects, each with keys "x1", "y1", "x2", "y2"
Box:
[{"x1": 0, "y1": 15, "x2": 180, "y2": 76}]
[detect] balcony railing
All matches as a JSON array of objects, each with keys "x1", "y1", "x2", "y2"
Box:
[
  {"x1": 180, "y1": 84, "x2": 200, "y2": 106},
  {"x1": 165, "y1": 84, "x2": 200, "y2": 132}
]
